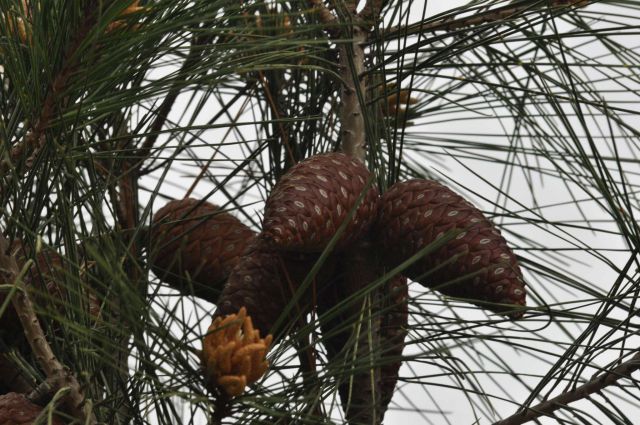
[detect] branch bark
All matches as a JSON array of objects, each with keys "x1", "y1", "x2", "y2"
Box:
[
  {"x1": 0, "y1": 234, "x2": 96, "y2": 424},
  {"x1": 338, "y1": 28, "x2": 368, "y2": 161},
  {"x1": 305, "y1": 0, "x2": 369, "y2": 161},
  {"x1": 308, "y1": 0, "x2": 337, "y2": 28},
  {"x1": 493, "y1": 351, "x2": 640, "y2": 425}
]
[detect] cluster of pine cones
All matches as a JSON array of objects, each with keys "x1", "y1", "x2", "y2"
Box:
[{"x1": 149, "y1": 152, "x2": 526, "y2": 420}]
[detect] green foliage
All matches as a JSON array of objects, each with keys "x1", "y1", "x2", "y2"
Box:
[{"x1": 1, "y1": 0, "x2": 639, "y2": 423}]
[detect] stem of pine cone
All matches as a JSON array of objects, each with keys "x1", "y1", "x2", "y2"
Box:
[
  {"x1": 210, "y1": 392, "x2": 232, "y2": 425},
  {"x1": 113, "y1": 158, "x2": 141, "y2": 422},
  {"x1": 312, "y1": 0, "x2": 384, "y2": 421},
  {"x1": 294, "y1": 323, "x2": 326, "y2": 420},
  {"x1": 0, "y1": 234, "x2": 96, "y2": 424},
  {"x1": 493, "y1": 350, "x2": 640, "y2": 425}
]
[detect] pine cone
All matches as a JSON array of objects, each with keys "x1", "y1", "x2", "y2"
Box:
[
  {"x1": 215, "y1": 239, "x2": 332, "y2": 337},
  {"x1": 379, "y1": 276, "x2": 408, "y2": 413},
  {"x1": 0, "y1": 392, "x2": 64, "y2": 425},
  {"x1": 0, "y1": 242, "x2": 100, "y2": 342},
  {"x1": 149, "y1": 198, "x2": 256, "y2": 303},
  {"x1": 317, "y1": 241, "x2": 408, "y2": 424},
  {"x1": 262, "y1": 153, "x2": 379, "y2": 252},
  {"x1": 375, "y1": 179, "x2": 525, "y2": 318},
  {"x1": 204, "y1": 241, "x2": 333, "y2": 396}
]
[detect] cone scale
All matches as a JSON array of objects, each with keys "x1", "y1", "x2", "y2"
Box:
[
  {"x1": 262, "y1": 153, "x2": 379, "y2": 252},
  {"x1": 376, "y1": 179, "x2": 526, "y2": 318},
  {"x1": 0, "y1": 393, "x2": 64, "y2": 425},
  {"x1": 317, "y1": 241, "x2": 408, "y2": 424},
  {"x1": 150, "y1": 198, "x2": 255, "y2": 302}
]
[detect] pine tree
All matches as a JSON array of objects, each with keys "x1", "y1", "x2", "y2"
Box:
[{"x1": 1, "y1": 1, "x2": 639, "y2": 424}]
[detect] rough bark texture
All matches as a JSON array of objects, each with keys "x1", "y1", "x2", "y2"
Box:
[
  {"x1": 339, "y1": 29, "x2": 368, "y2": 160},
  {"x1": 375, "y1": 179, "x2": 525, "y2": 318},
  {"x1": 0, "y1": 235, "x2": 95, "y2": 424}
]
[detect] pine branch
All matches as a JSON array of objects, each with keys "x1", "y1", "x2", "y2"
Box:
[
  {"x1": 4, "y1": 1, "x2": 100, "y2": 175},
  {"x1": 494, "y1": 351, "x2": 640, "y2": 425},
  {"x1": 338, "y1": 29, "x2": 367, "y2": 161},
  {"x1": 308, "y1": 0, "x2": 337, "y2": 30},
  {"x1": 380, "y1": 0, "x2": 590, "y2": 39},
  {"x1": 0, "y1": 234, "x2": 96, "y2": 424},
  {"x1": 358, "y1": 0, "x2": 384, "y2": 24}
]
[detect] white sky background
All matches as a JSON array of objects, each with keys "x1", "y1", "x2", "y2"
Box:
[{"x1": 139, "y1": 1, "x2": 640, "y2": 424}]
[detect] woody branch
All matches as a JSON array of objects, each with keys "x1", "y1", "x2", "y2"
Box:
[
  {"x1": 382, "y1": 0, "x2": 590, "y2": 38},
  {"x1": 0, "y1": 234, "x2": 96, "y2": 424},
  {"x1": 494, "y1": 350, "x2": 640, "y2": 425}
]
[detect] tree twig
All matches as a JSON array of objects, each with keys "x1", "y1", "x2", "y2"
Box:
[
  {"x1": 358, "y1": 0, "x2": 384, "y2": 24},
  {"x1": 380, "y1": 0, "x2": 590, "y2": 40},
  {"x1": 307, "y1": 0, "x2": 337, "y2": 29},
  {"x1": 3, "y1": 1, "x2": 101, "y2": 176},
  {"x1": 493, "y1": 350, "x2": 640, "y2": 425},
  {"x1": 338, "y1": 29, "x2": 367, "y2": 161},
  {"x1": 0, "y1": 233, "x2": 96, "y2": 424}
]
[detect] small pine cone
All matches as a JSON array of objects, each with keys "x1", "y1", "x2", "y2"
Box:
[
  {"x1": 150, "y1": 198, "x2": 256, "y2": 302},
  {"x1": 317, "y1": 241, "x2": 407, "y2": 424},
  {"x1": 0, "y1": 242, "x2": 101, "y2": 345},
  {"x1": 262, "y1": 153, "x2": 379, "y2": 252},
  {"x1": 15, "y1": 242, "x2": 100, "y2": 315},
  {"x1": 1, "y1": 243, "x2": 65, "y2": 335},
  {"x1": 0, "y1": 392, "x2": 64, "y2": 425},
  {"x1": 375, "y1": 179, "x2": 526, "y2": 318}
]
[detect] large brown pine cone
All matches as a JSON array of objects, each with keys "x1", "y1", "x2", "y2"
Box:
[
  {"x1": 262, "y1": 153, "x2": 379, "y2": 252},
  {"x1": 0, "y1": 392, "x2": 64, "y2": 425},
  {"x1": 215, "y1": 239, "x2": 333, "y2": 337},
  {"x1": 149, "y1": 198, "x2": 256, "y2": 303},
  {"x1": 317, "y1": 241, "x2": 408, "y2": 424},
  {"x1": 375, "y1": 179, "x2": 525, "y2": 318}
]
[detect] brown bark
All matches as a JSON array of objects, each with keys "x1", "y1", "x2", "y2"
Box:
[{"x1": 0, "y1": 234, "x2": 96, "y2": 424}]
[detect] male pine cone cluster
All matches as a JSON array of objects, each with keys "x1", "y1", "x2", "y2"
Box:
[{"x1": 149, "y1": 152, "x2": 526, "y2": 407}]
